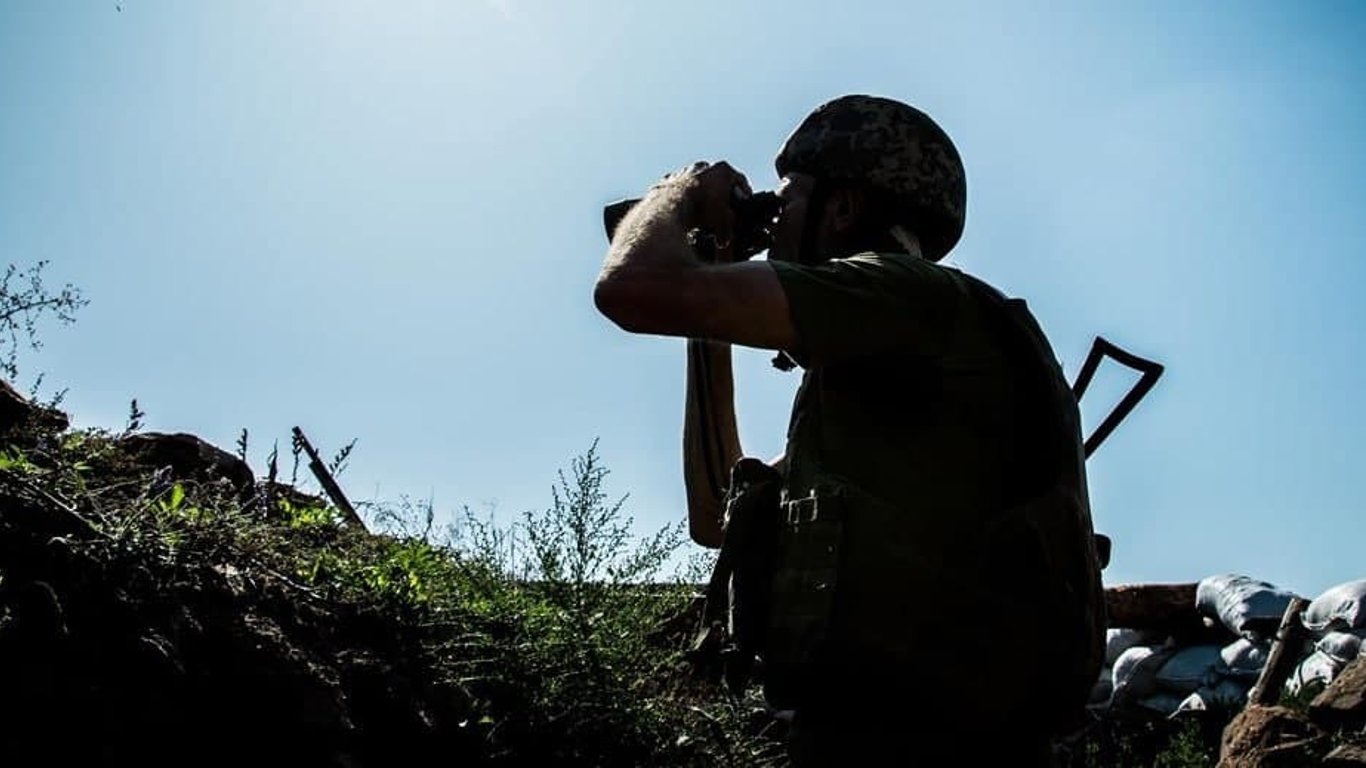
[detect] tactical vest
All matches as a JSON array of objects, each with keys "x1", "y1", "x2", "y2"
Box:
[{"x1": 693, "y1": 273, "x2": 1105, "y2": 731}]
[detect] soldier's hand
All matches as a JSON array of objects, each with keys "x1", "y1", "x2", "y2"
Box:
[{"x1": 657, "y1": 161, "x2": 753, "y2": 262}]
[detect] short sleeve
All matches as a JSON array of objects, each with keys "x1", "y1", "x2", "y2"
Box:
[{"x1": 768, "y1": 251, "x2": 961, "y2": 364}]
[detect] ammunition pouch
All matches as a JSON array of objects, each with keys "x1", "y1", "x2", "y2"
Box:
[
  {"x1": 762, "y1": 485, "x2": 846, "y2": 708},
  {"x1": 690, "y1": 462, "x2": 1102, "y2": 725},
  {"x1": 689, "y1": 458, "x2": 783, "y2": 693}
]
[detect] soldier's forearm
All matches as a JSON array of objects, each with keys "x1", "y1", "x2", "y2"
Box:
[
  {"x1": 599, "y1": 184, "x2": 699, "y2": 281},
  {"x1": 683, "y1": 338, "x2": 742, "y2": 548}
]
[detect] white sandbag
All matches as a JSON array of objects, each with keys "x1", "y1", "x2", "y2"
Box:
[
  {"x1": 1302, "y1": 579, "x2": 1366, "y2": 633},
  {"x1": 1136, "y1": 692, "x2": 1187, "y2": 716},
  {"x1": 1176, "y1": 691, "x2": 1206, "y2": 714},
  {"x1": 1196, "y1": 574, "x2": 1300, "y2": 640},
  {"x1": 1176, "y1": 679, "x2": 1250, "y2": 714},
  {"x1": 1316, "y1": 630, "x2": 1366, "y2": 664},
  {"x1": 1156, "y1": 645, "x2": 1223, "y2": 693},
  {"x1": 1218, "y1": 638, "x2": 1271, "y2": 679},
  {"x1": 1106, "y1": 627, "x2": 1165, "y2": 667},
  {"x1": 1176, "y1": 691, "x2": 1207, "y2": 714},
  {"x1": 1284, "y1": 649, "x2": 1344, "y2": 697},
  {"x1": 1113, "y1": 645, "x2": 1156, "y2": 689},
  {"x1": 1113, "y1": 645, "x2": 1167, "y2": 701}
]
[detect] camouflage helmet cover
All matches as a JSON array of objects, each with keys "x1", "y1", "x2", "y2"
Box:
[{"x1": 775, "y1": 94, "x2": 966, "y2": 261}]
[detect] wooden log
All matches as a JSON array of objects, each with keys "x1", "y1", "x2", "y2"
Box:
[
  {"x1": 1105, "y1": 582, "x2": 1200, "y2": 629},
  {"x1": 291, "y1": 427, "x2": 367, "y2": 532},
  {"x1": 1249, "y1": 597, "x2": 1311, "y2": 706}
]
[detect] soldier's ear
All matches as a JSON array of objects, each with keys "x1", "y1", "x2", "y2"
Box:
[{"x1": 829, "y1": 187, "x2": 861, "y2": 232}]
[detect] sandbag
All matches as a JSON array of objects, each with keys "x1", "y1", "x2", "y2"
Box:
[
  {"x1": 1316, "y1": 630, "x2": 1366, "y2": 664},
  {"x1": 1106, "y1": 627, "x2": 1164, "y2": 667},
  {"x1": 1196, "y1": 574, "x2": 1300, "y2": 640},
  {"x1": 1112, "y1": 644, "x2": 1170, "y2": 702},
  {"x1": 1135, "y1": 692, "x2": 1187, "y2": 717},
  {"x1": 1206, "y1": 678, "x2": 1252, "y2": 709},
  {"x1": 1155, "y1": 645, "x2": 1222, "y2": 693},
  {"x1": 1284, "y1": 649, "x2": 1344, "y2": 697},
  {"x1": 1176, "y1": 679, "x2": 1250, "y2": 713},
  {"x1": 1218, "y1": 638, "x2": 1271, "y2": 679},
  {"x1": 1302, "y1": 579, "x2": 1366, "y2": 633}
]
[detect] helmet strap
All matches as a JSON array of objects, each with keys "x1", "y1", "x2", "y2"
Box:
[
  {"x1": 888, "y1": 225, "x2": 924, "y2": 259},
  {"x1": 795, "y1": 179, "x2": 831, "y2": 265}
]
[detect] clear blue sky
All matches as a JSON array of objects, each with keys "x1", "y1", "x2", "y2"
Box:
[{"x1": 2, "y1": 1, "x2": 1363, "y2": 597}]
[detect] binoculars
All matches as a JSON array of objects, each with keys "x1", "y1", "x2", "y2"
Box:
[{"x1": 602, "y1": 191, "x2": 782, "y2": 260}]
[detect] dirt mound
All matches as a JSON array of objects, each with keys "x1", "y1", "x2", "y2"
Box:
[
  {"x1": 0, "y1": 445, "x2": 483, "y2": 766},
  {"x1": 1216, "y1": 660, "x2": 1366, "y2": 767}
]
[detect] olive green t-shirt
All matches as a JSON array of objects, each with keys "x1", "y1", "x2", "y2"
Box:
[
  {"x1": 769, "y1": 251, "x2": 1030, "y2": 528},
  {"x1": 766, "y1": 252, "x2": 1070, "y2": 697}
]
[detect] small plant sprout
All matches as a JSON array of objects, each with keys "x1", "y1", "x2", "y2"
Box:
[
  {"x1": 124, "y1": 399, "x2": 145, "y2": 436},
  {"x1": 328, "y1": 438, "x2": 357, "y2": 478}
]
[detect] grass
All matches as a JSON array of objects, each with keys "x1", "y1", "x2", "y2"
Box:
[{"x1": 0, "y1": 422, "x2": 783, "y2": 765}]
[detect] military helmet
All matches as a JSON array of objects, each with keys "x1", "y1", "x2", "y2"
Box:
[{"x1": 775, "y1": 94, "x2": 966, "y2": 261}]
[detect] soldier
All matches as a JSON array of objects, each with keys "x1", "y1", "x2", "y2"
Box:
[{"x1": 595, "y1": 95, "x2": 1105, "y2": 765}]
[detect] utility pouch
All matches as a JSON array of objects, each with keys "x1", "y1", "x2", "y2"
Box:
[
  {"x1": 763, "y1": 485, "x2": 845, "y2": 709},
  {"x1": 688, "y1": 458, "x2": 782, "y2": 693}
]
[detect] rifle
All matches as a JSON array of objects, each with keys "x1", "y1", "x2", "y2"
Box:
[
  {"x1": 1070, "y1": 337, "x2": 1165, "y2": 569},
  {"x1": 1071, "y1": 337, "x2": 1165, "y2": 459}
]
